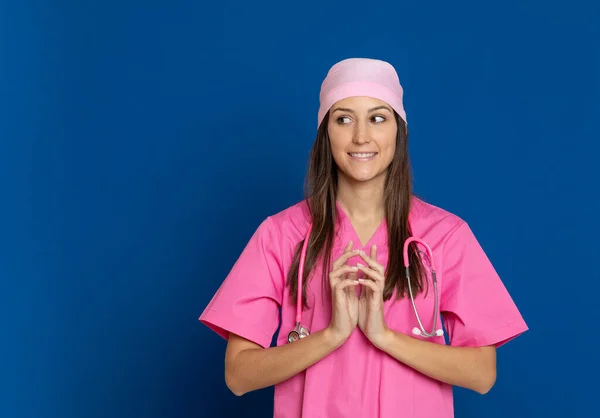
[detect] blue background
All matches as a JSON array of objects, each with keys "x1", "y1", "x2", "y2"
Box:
[{"x1": 1, "y1": 0, "x2": 598, "y2": 417}]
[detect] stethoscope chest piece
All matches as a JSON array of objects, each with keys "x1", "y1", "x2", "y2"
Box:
[{"x1": 287, "y1": 322, "x2": 309, "y2": 343}]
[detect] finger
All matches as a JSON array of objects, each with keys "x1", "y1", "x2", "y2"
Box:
[
  {"x1": 332, "y1": 247, "x2": 361, "y2": 270},
  {"x1": 335, "y1": 278, "x2": 360, "y2": 292},
  {"x1": 358, "y1": 249, "x2": 384, "y2": 274},
  {"x1": 346, "y1": 268, "x2": 358, "y2": 281},
  {"x1": 356, "y1": 263, "x2": 385, "y2": 286},
  {"x1": 329, "y1": 265, "x2": 359, "y2": 284},
  {"x1": 331, "y1": 265, "x2": 359, "y2": 278},
  {"x1": 359, "y1": 248, "x2": 382, "y2": 271},
  {"x1": 358, "y1": 278, "x2": 380, "y2": 293}
]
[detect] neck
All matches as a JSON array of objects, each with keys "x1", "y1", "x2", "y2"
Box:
[{"x1": 336, "y1": 173, "x2": 386, "y2": 223}]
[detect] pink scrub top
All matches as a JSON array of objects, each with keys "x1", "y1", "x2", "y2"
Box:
[{"x1": 199, "y1": 197, "x2": 528, "y2": 418}]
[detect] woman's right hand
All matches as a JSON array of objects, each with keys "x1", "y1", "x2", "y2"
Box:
[{"x1": 327, "y1": 241, "x2": 360, "y2": 344}]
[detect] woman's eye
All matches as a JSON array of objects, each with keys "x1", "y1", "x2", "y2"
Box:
[
  {"x1": 372, "y1": 115, "x2": 385, "y2": 123},
  {"x1": 337, "y1": 116, "x2": 351, "y2": 124}
]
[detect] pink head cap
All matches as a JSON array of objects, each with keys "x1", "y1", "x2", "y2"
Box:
[{"x1": 317, "y1": 58, "x2": 407, "y2": 128}]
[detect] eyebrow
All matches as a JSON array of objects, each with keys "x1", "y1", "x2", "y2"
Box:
[{"x1": 331, "y1": 105, "x2": 392, "y2": 114}]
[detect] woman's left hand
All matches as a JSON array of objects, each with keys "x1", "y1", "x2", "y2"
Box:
[{"x1": 356, "y1": 245, "x2": 389, "y2": 347}]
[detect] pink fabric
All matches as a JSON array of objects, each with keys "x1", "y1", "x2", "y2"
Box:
[
  {"x1": 317, "y1": 58, "x2": 407, "y2": 128},
  {"x1": 199, "y1": 197, "x2": 528, "y2": 418}
]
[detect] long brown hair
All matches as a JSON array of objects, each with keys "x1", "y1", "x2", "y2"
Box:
[{"x1": 286, "y1": 111, "x2": 427, "y2": 309}]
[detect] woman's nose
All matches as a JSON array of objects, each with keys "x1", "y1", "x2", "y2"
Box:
[{"x1": 352, "y1": 122, "x2": 370, "y2": 144}]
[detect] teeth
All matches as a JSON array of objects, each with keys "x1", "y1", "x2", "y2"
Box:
[{"x1": 350, "y1": 153, "x2": 376, "y2": 158}]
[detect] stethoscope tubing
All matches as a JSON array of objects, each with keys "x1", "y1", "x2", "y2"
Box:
[{"x1": 289, "y1": 226, "x2": 443, "y2": 343}]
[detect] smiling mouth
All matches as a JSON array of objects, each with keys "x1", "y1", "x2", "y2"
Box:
[{"x1": 348, "y1": 152, "x2": 378, "y2": 160}]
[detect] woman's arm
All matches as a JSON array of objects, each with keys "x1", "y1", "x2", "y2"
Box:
[
  {"x1": 224, "y1": 244, "x2": 364, "y2": 396},
  {"x1": 355, "y1": 247, "x2": 497, "y2": 395},
  {"x1": 373, "y1": 330, "x2": 497, "y2": 394},
  {"x1": 224, "y1": 328, "x2": 345, "y2": 396}
]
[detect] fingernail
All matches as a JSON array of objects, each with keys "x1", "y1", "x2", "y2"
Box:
[
  {"x1": 351, "y1": 266, "x2": 358, "y2": 271},
  {"x1": 357, "y1": 263, "x2": 364, "y2": 267},
  {"x1": 373, "y1": 245, "x2": 377, "y2": 250}
]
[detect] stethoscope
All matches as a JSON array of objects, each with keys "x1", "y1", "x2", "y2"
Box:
[{"x1": 287, "y1": 224, "x2": 444, "y2": 343}]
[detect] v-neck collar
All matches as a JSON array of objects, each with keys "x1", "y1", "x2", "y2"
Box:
[{"x1": 335, "y1": 200, "x2": 387, "y2": 249}]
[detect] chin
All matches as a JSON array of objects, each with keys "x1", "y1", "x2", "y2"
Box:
[
  {"x1": 344, "y1": 170, "x2": 383, "y2": 183},
  {"x1": 351, "y1": 175, "x2": 375, "y2": 182}
]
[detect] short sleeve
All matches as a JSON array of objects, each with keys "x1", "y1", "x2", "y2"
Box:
[
  {"x1": 199, "y1": 217, "x2": 284, "y2": 348},
  {"x1": 440, "y1": 221, "x2": 528, "y2": 348}
]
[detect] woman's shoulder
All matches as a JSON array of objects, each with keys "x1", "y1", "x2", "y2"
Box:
[
  {"x1": 410, "y1": 195, "x2": 467, "y2": 238},
  {"x1": 258, "y1": 199, "x2": 311, "y2": 242}
]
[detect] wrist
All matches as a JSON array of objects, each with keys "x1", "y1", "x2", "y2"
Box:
[
  {"x1": 323, "y1": 327, "x2": 349, "y2": 349},
  {"x1": 371, "y1": 327, "x2": 395, "y2": 350}
]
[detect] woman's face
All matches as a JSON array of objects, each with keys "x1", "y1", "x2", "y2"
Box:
[{"x1": 327, "y1": 96, "x2": 398, "y2": 184}]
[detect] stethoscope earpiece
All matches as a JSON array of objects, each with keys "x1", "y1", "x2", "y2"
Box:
[{"x1": 412, "y1": 327, "x2": 444, "y2": 337}]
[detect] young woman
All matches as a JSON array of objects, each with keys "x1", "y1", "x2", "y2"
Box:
[{"x1": 199, "y1": 57, "x2": 528, "y2": 418}]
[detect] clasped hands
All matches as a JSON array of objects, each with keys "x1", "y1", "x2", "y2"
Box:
[{"x1": 328, "y1": 240, "x2": 390, "y2": 348}]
